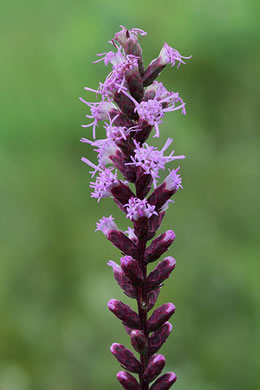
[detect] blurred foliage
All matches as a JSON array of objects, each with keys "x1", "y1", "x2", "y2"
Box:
[{"x1": 0, "y1": 0, "x2": 260, "y2": 389}]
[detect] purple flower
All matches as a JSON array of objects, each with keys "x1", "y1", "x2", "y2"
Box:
[
  {"x1": 90, "y1": 167, "x2": 119, "y2": 201},
  {"x1": 95, "y1": 215, "x2": 119, "y2": 236},
  {"x1": 80, "y1": 98, "x2": 116, "y2": 138},
  {"x1": 114, "y1": 25, "x2": 147, "y2": 47},
  {"x1": 80, "y1": 26, "x2": 191, "y2": 389},
  {"x1": 159, "y1": 42, "x2": 192, "y2": 68},
  {"x1": 81, "y1": 137, "x2": 118, "y2": 166},
  {"x1": 126, "y1": 138, "x2": 185, "y2": 186},
  {"x1": 164, "y1": 167, "x2": 183, "y2": 191},
  {"x1": 124, "y1": 197, "x2": 158, "y2": 221}
]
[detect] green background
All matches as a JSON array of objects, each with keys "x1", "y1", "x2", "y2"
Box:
[{"x1": 1, "y1": 1, "x2": 259, "y2": 389}]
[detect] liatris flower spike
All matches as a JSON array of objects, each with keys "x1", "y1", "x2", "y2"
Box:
[{"x1": 80, "y1": 26, "x2": 191, "y2": 390}]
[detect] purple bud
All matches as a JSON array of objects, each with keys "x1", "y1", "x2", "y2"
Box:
[
  {"x1": 130, "y1": 330, "x2": 147, "y2": 354},
  {"x1": 114, "y1": 91, "x2": 139, "y2": 120},
  {"x1": 147, "y1": 168, "x2": 182, "y2": 211},
  {"x1": 110, "y1": 343, "x2": 141, "y2": 374},
  {"x1": 125, "y1": 66, "x2": 145, "y2": 102},
  {"x1": 107, "y1": 261, "x2": 137, "y2": 299},
  {"x1": 135, "y1": 172, "x2": 153, "y2": 199},
  {"x1": 111, "y1": 182, "x2": 135, "y2": 207},
  {"x1": 110, "y1": 108, "x2": 136, "y2": 128},
  {"x1": 149, "y1": 322, "x2": 173, "y2": 354},
  {"x1": 146, "y1": 257, "x2": 176, "y2": 290},
  {"x1": 145, "y1": 230, "x2": 176, "y2": 263},
  {"x1": 147, "y1": 212, "x2": 165, "y2": 240},
  {"x1": 142, "y1": 58, "x2": 166, "y2": 87},
  {"x1": 143, "y1": 288, "x2": 160, "y2": 311},
  {"x1": 143, "y1": 354, "x2": 166, "y2": 383},
  {"x1": 96, "y1": 215, "x2": 119, "y2": 237},
  {"x1": 116, "y1": 371, "x2": 141, "y2": 390},
  {"x1": 120, "y1": 256, "x2": 144, "y2": 285},
  {"x1": 108, "y1": 299, "x2": 141, "y2": 329},
  {"x1": 147, "y1": 303, "x2": 175, "y2": 332},
  {"x1": 150, "y1": 372, "x2": 177, "y2": 389},
  {"x1": 108, "y1": 231, "x2": 138, "y2": 257}
]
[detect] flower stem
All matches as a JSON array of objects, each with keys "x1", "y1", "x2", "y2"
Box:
[{"x1": 137, "y1": 236, "x2": 149, "y2": 390}]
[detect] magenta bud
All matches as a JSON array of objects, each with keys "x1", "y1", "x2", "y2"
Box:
[
  {"x1": 143, "y1": 354, "x2": 166, "y2": 383},
  {"x1": 146, "y1": 257, "x2": 176, "y2": 290},
  {"x1": 111, "y1": 182, "x2": 135, "y2": 206},
  {"x1": 149, "y1": 322, "x2": 173, "y2": 354},
  {"x1": 116, "y1": 371, "x2": 141, "y2": 389},
  {"x1": 143, "y1": 288, "x2": 160, "y2": 311},
  {"x1": 110, "y1": 343, "x2": 141, "y2": 374},
  {"x1": 126, "y1": 67, "x2": 144, "y2": 102},
  {"x1": 145, "y1": 230, "x2": 176, "y2": 263},
  {"x1": 120, "y1": 256, "x2": 144, "y2": 285},
  {"x1": 110, "y1": 108, "x2": 135, "y2": 128},
  {"x1": 142, "y1": 58, "x2": 166, "y2": 87},
  {"x1": 108, "y1": 231, "x2": 138, "y2": 257},
  {"x1": 150, "y1": 372, "x2": 177, "y2": 389},
  {"x1": 147, "y1": 303, "x2": 175, "y2": 332},
  {"x1": 147, "y1": 212, "x2": 165, "y2": 240},
  {"x1": 107, "y1": 261, "x2": 137, "y2": 299},
  {"x1": 147, "y1": 183, "x2": 174, "y2": 211},
  {"x1": 114, "y1": 91, "x2": 139, "y2": 120},
  {"x1": 130, "y1": 330, "x2": 147, "y2": 354},
  {"x1": 108, "y1": 299, "x2": 141, "y2": 329}
]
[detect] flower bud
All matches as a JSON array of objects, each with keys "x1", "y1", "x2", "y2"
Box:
[
  {"x1": 146, "y1": 257, "x2": 176, "y2": 290},
  {"x1": 111, "y1": 181, "x2": 135, "y2": 205},
  {"x1": 125, "y1": 66, "x2": 144, "y2": 102},
  {"x1": 147, "y1": 212, "x2": 165, "y2": 240},
  {"x1": 107, "y1": 261, "x2": 137, "y2": 299},
  {"x1": 149, "y1": 322, "x2": 172, "y2": 354},
  {"x1": 145, "y1": 231, "x2": 176, "y2": 263},
  {"x1": 143, "y1": 354, "x2": 166, "y2": 383},
  {"x1": 116, "y1": 371, "x2": 141, "y2": 389},
  {"x1": 114, "y1": 91, "x2": 139, "y2": 120},
  {"x1": 150, "y1": 372, "x2": 177, "y2": 389},
  {"x1": 108, "y1": 231, "x2": 138, "y2": 257},
  {"x1": 142, "y1": 58, "x2": 166, "y2": 87},
  {"x1": 144, "y1": 288, "x2": 160, "y2": 311},
  {"x1": 147, "y1": 168, "x2": 182, "y2": 210},
  {"x1": 110, "y1": 343, "x2": 141, "y2": 374},
  {"x1": 120, "y1": 256, "x2": 144, "y2": 285},
  {"x1": 130, "y1": 330, "x2": 147, "y2": 354},
  {"x1": 108, "y1": 299, "x2": 141, "y2": 329},
  {"x1": 147, "y1": 303, "x2": 175, "y2": 332}
]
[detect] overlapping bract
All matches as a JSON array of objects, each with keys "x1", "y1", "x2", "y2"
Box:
[{"x1": 81, "y1": 25, "x2": 190, "y2": 390}]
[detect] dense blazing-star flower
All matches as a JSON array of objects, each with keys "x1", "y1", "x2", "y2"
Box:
[{"x1": 80, "y1": 26, "x2": 191, "y2": 390}]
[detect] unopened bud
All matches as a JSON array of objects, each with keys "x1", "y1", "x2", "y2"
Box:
[
  {"x1": 143, "y1": 288, "x2": 160, "y2": 311},
  {"x1": 147, "y1": 303, "x2": 175, "y2": 332},
  {"x1": 143, "y1": 354, "x2": 166, "y2": 383},
  {"x1": 116, "y1": 371, "x2": 141, "y2": 390},
  {"x1": 108, "y1": 231, "x2": 138, "y2": 257},
  {"x1": 108, "y1": 299, "x2": 141, "y2": 329},
  {"x1": 120, "y1": 256, "x2": 144, "y2": 285},
  {"x1": 114, "y1": 91, "x2": 138, "y2": 120},
  {"x1": 130, "y1": 330, "x2": 147, "y2": 354},
  {"x1": 150, "y1": 372, "x2": 177, "y2": 389},
  {"x1": 149, "y1": 322, "x2": 173, "y2": 354},
  {"x1": 146, "y1": 257, "x2": 176, "y2": 290},
  {"x1": 145, "y1": 230, "x2": 176, "y2": 263},
  {"x1": 126, "y1": 66, "x2": 144, "y2": 102},
  {"x1": 110, "y1": 343, "x2": 141, "y2": 374},
  {"x1": 107, "y1": 261, "x2": 137, "y2": 299},
  {"x1": 111, "y1": 182, "x2": 135, "y2": 206}
]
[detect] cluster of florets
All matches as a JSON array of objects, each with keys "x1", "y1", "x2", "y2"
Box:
[{"x1": 80, "y1": 25, "x2": 190, "y2": 390}]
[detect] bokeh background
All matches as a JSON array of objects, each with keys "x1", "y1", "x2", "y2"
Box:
[{"x1": 1, "y1": 1, "x2": 260, "y2": 389}]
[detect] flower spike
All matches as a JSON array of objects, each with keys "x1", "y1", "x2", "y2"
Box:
[{"x1": 80, "y1": 26, "x2": 191, "y2": 389}]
